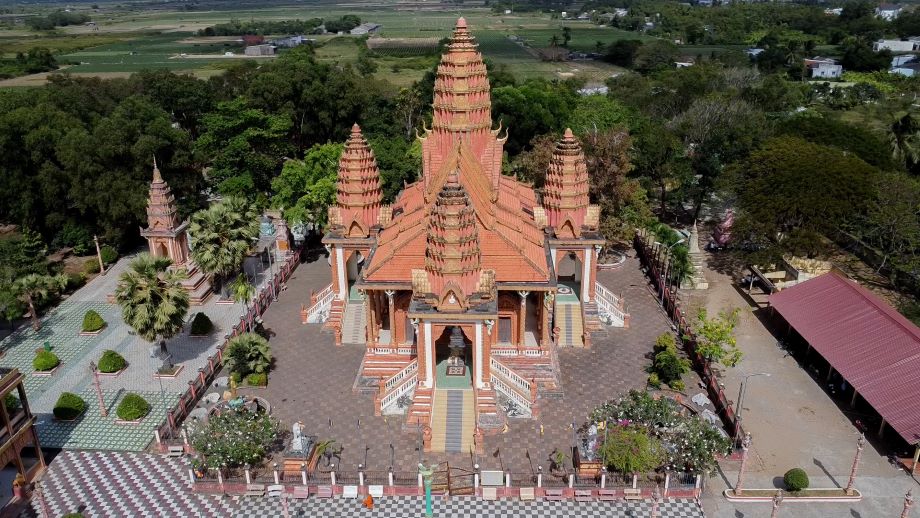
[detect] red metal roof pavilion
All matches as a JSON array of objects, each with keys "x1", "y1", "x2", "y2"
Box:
[{"x1": 769, "y1": 271, "x2": 920, "y2": 445}]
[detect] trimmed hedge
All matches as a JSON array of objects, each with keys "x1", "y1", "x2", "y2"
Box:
[
  {"x1": 246, "y1": 372, "x2": 267, "y2": 386},
  {"x1": 82, "y1": 310, "x2": 106, "y2": 333},
  {"x1": 116, "y1": 393, "x2": 150, "y2": 421},
  {"x1": 4, "y1": 393, "x2": 20, "y2": 413},
  {"x1": 190, "y1": 313, "x2": 213, "y2": 336},
  {"x1": 33, "y1": 350, "x2": 60, "y2": 372},
  {"x1": 99, "y1": 245, "x2": 118, "y2": 264},
  {"x1": 53, "y1": 392, "x2": 86, "y2": 420},
  {"x1": 97, "y1": 350, "x2": 126, "y2": 373},
  {"x1": 784, "y1": 468, "x2": 809, "y2": 491}
]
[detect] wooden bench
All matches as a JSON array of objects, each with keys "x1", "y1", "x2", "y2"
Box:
[
  {"x1": 597, "y1": 489, "x2": 617, "y2": 502},
  {"x1": 624, "y1": 488, "x2": 641, "y2": 501},
  {"x1": 543, "y1": 489, "x2": 565, "y2": 501},
  {"x1": 481, "y1": 487, "x2": 498, "y2": 501},
  {"x1": 290, "y1": 486, "x2": 310, "y2": 499},
  {"x1": 267, "y1": 484, "x2": 284, "y2": 498},
  {"x1": 167, "y1": 445, "x2": 185, "y2": 457},
  {"x1": 342, "y1": 485, "x2": 359, "y2": 499},
  {"x1": 574, "y1": 489, "x2": 593, "y2": 502},
  {"x1": 519, "y1": 487, "x2": 535, "y2": 501},
  {"x1": 245, "y1": 484, "x2": 266, "y2": 497},
  {"x1": 316, "y1": 486, "x2": 333, "y2": 498}
]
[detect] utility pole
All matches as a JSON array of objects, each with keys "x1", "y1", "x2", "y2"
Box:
[
  {"x1": 845, "y1": 434, "x2": 865, "y2": 495},
  {"x1": 93, "y1": 235, "x2": 106, "y2": 275},
  {"x1": 902, "y1": 489, "x2": 914, "y2": 518},
  {"x1": 735, "y1": 433, "x2": 752, "y2": 495}
]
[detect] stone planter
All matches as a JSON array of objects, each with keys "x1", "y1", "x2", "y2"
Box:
[
  {"x1": 97, "y1": 367, "x2": 126, "y2": 378},
  {"x1": 32, "y1": 364, "x2": 60, "y2": 377},
  {"x1": 79, "y1": 325, "x2": 106, "y2": 337},
  {"x1": 115, "y1": 416, "x2": 145, "y2": 426},
  {"x1": 54, "y1": 412, "x2": 84, "y2": 423},
  {"x1": 154, "y1": 364, "x2": 184, "y2": 379}
]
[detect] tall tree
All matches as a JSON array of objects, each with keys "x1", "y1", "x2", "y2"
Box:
[
  {"x1": 114, "y1": 254, "x2": 189, "y2": 355},
  {"x1": 692, "y1": 308, "x2": 742, "y2": 367},
  {"x1": 270, "y1": 143, "x2": 343, "y2": 227},
  {"x1": 12, "y1": 273, "x2": 67, "y2": 331},
  {"x1": 188, "y1": 197, "x2": 259, "y2": 295}
]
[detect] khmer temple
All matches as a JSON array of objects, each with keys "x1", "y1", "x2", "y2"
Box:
[
  {"x1": 314, "y1": 18, "x2": 628, "y2": 453},
  {"x1": 140, "y1": 160, "x2": 212, "y2": 305}
]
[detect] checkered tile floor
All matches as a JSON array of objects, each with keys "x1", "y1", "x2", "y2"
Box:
[
  {"x1": 22, "y1": 451, "x2": 235, "y2": 518},
  {"x1": 234, "y1": 496, "x2": 705, "y2": 517}
]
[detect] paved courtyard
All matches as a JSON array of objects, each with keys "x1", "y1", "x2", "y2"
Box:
[
  {"x1": 0, "y1": 252, "x2": 269, "y2": 450},
  {"x1": 238, "y1": 249, "x2": 681, "y2": 477},
  {"x1": 689, "y1": 254, "x2": 918, "y2": 517}
]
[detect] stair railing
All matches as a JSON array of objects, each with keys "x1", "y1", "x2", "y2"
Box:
[
  {"x1": 594, "y1": 281, "x2": 628, "y2": 326},
  {"x1": 306, "y1": 283, "x2": 335, "y2": 323}
]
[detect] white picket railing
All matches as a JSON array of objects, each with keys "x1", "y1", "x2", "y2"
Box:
[
  {"x1": 380, "y1": 373, "x2": 418, "y2": 410},
  {"x1": 594, "y1": 281, "x2": 627, "y2": 327},
  {"x1": 384, "y1": 359, "x2": 418, "y2": 392},
  {"x1": 490, "y1": 357, "x2": 531, "y2": 394},
  {"x1": 306, "y1": 283, "x2": 335, "y2": 323},
  {"x1": 490, "y1": 374, "x2": 532, "y2": 414}
]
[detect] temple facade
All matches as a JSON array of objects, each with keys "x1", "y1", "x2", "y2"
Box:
[{"x1": 318, "y1": 19, "x2": 624, "y2": 452}]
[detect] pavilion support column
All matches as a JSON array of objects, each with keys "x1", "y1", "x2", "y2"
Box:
[
  {"x1": 365, "y1": 291, "x2": 375, "y2": 347},
  {"x1": 826, "y1": 366, "x2": 834, "y2": 383},
  {"x1": 517, "y1": 291, "x2": 530, "y2": 349},
  {"x1": 878, "y1": 418, "x2": 887, "y2": 437},
  {"x1": 850, "y1": 389, "x2": 859, "y2": 408},
  {"x1": 540, "y1": 293, "x2": 550, "y2": 348},
  {"x1": 386, "y1": 291, "x2": 396, "y2": 346},
  {"x1": 912, "y1": 446, "x2": 919, "y2": 475}
]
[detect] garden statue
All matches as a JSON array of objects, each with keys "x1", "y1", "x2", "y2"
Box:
[
  {"x1": 422, "y1": 425, "x2": 432, "y2": 451},
  {"x1": 585, "y1": 423, "x2": 598, "y2": 459},
  {"x1": 290, "y1": 221, "x2": 307, "y2": 244},
  {"x1": 292, "y1": 421, "x2": 305, "y2": 452}
]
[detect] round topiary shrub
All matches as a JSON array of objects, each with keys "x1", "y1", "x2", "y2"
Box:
[
  {"x1": 116, "y1": 393, "x2": 150, "y2": 421},
  {"x1": 81, "y1": 310, "x2": 106, "y2": 333},
  {"x1": 97, "y1": 349, "x2": 126, "y2": 373},
  {"x1": 784, "y1": 468, "x2": 809, "y2": 492},
  {"x1": 99, "y1": 245, "x2": 118, "y2": 264},
  {"x1": 33, "y1": 350, "x2": 60, "y2": 372},
  {"x1": 190, "y1": 313, "x2": 213, "y2": 336},
  {"x1": 53, "y1": 392, "x2": 86, "y2": 420}
]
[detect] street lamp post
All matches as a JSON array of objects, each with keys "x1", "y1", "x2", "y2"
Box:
[
  {"x1": 770, "y1": 490, "x2": 783, "y2": 518},
  {"x1": 845, "y1": 434, "x2": 865, "y2": 495},
  {"x1": 89, "y1": 361, "x2": 107, "y2": 417},
  {"x1": 903, "y1": 489, "x2": 914, "y2": 518},
  {"x1": 734, "y1": 372, "x2": 771, "y2": 439},
  {"x1": 734, "y1": 433, "x2": 752, "y2": 495}
]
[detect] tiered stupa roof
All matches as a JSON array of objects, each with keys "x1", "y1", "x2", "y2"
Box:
[
  {"x1": 542, "y1": 129, "x2": 594, "y2": 238},
  {"x1": 143, "y1": 159, "x2": 181, "y2": 233},
  {"x1": 424, "y1": 170, "x2": 482, "y2": 304},
  {"x1": 330, "y1": 124, "x2": 383, "y2": 237}
]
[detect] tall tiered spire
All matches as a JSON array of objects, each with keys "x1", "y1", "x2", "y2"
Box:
[
  {"x1": 145, "y1": 158, "x2": 181, "y2": 231},
  {"x1": 424, "y1": 170, "x2": 482, "y2": 308},
  {"x1": 428, "y1": 17, "x2": 494, "y2": 158},
  {"x1": 543, "y1": 129, "x2": 592, "y2": 238},
  {"x1": 333, "y1": 124, "x2": 383, "y2": 237}
]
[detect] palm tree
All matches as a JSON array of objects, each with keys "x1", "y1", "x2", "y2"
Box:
[
  {"x1": 188, "y1": 197, "x2": 258, "y2": 297},
  {"x1": 230, "y1": 276, "x2": 256, "y2": 332},
  {"x1": 223, "y1": 332, "x2": 271, "y2": 378},
  {"x1": 114, "y1": 254, "x2": 189, "y2": 355},
  {"x1": 12, "y1": 274, "x2": 67, "y2": 331},
  {"x1": 888, "y1": 112, "x2": 920, "y2": 167},
  {"x1": 549, "y1": 34, "x2": 560, "y2": 48}
]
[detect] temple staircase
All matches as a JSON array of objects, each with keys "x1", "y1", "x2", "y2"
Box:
[
  {"x1": 491, "y1": 354, "x2": 563, "y2": 402},
  {"x1": 554, "y1": 299, "x2": 584, "y2": 347},
  {"x1": 406, "y1": 386, "x2": 433, "y2": 427},
  {"x1": 429, "y1": 389, "x2": 474, "y2": 453},
  {"x1": 340, "y1": 300, "x2": 366, "y2": 345}
]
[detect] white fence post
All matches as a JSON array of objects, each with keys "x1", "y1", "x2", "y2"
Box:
[
  {"x1": 537, "y1": 466, "x2": 542, "y2": 488},
  {"x1": 632, "y1": 474, "x2": 638, "y2": 489},
  {"x1": 331, "y1": 468, "x2": 337, "y2": 486},
  {"x1": 273, "y1": 463, "x2": 280, "y2": 485},
  {"x1": 301, "y1": 464, "x2": 307, "y2": 486},
  {"x1": 418, "y1": 473, "x2": 423, "y2": 487},
  {"x1": 568, "y1": 474, "x2": 574, "y2": 489},
  {"x1": 359, "y1": 464, "x2": 365, "y2": 486},
  {"x1": 664, "y1": 472, "x2": 670, "y2": 497},
  {"x1": 506, "y1": 472, "x2": 511, "y2": 488},
  {"x1": 600, "y1": 473, "x2": 606, "y2": 489},
  {"x1": 388, "y1": 469, "x2": 394, "y2": 487},
  {"x1": 474, "y1": 464, "x2": 480, "y2": 488},
  {"x1": 244, "y1": 466, "x2": 251, "y2": 484}
]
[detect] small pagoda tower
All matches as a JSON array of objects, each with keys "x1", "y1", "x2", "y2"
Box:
[
  {"x1": 681, "y1": 221, "x2": 709, "y2": 290},
  {"x1": 327, "y1": 124, "x2": 384, "y2": 239},
  {"x1": 542, "y1": 128, "x2": 594, "y2": 239},
  {"x1": 140, "y1": 160, "x2": 212, "y2": 304}
]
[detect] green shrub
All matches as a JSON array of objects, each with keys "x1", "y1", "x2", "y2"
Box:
[
  {"x1": 97, "y1": 349, "x2": 126, "y2": 373},
  {"x1": 4, "y1": 393, "x2": 20, "y2": 412},
  {"x1": 32, "y1": 350, "x2": 60, "y2": 372},
  {"x1": 230, "y1": 371, "x2": 241, "y2": 384},
  {"x1": 99, "y1": 245, "x2": 118, "y2": 264},
  {"x1": 784, "y1": 468, "x2": 809, "y2": 491},
  {"x1": 66, "y1": 272, "x2": 86, "y2": 290},
  {"x1": 84, "y1": 258, "x2": 100, "y2": 274},
  {"x1": 653, "y1": 346, "x2": 691, "y2": 384},
  {"x1": 669, "y1": 379, "x2": 685, "y2": 391},
  {"x1": 81, "y1": 309, "x2": 106, "y2": 332},
  {"x1": 246, "y1": 372, "x2": 267, "y2": 386},
  {"x1": 647, "y1": 373, "x2": 661, "y2": 388},
  {"x1": 53, "y1": 392, "x2": 86, "y2": 420},
  {"x1": 116, "y1": 393, "x2": 150, "y2": 421},
  {"x1": 190, "y1": 313, "x2": 213, "y2": 336},
  {"x1": 654, "y1": 333, "x2": 677, "y2": 353}
]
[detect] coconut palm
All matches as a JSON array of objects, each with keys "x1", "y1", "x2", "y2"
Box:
[
  {"x1": 230, "y1": 276, "x2": 256, "y2": 332},
  {"x1": 188, "y1": 197, "x2": 258, "y2": 296},
  {"x1": 114, "y1": 254, "x2": 189, "y2": 355},
  {"x1": 12, "y1": 274, "x2": 67, "y2": 331},
  {"x1": 223, "y1": 332, "x2": 271, "y2": 378},
  {"x1": 888, "y1": 112, "x2": 920, "y2": 167}
]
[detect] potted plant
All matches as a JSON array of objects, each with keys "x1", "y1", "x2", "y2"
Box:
[
  {"x1": 32, "y1": 350, "x2": 60, "y2": 376},
  {"x1": 80, "y1": 309, "x2": 106, "y2": 335},
  {"x1": 53, "y1": 392, "x2": 86, "y2": 421},
  {"x1": 115, "y1": 393, "x2": 151, "y2": 424},
  {"x1": 97, "y1": 350, "x2": 126, "y2": 375}
]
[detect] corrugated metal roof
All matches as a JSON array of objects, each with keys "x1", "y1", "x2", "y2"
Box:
[{"x1": 769, "y1": 272, "x2": 920, "y2": 445}]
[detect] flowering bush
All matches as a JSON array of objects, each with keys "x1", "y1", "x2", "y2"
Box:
[
  {"x1": 189, "y1": 409, "x2": 280, "y2": 469},
  {"x1": 589, "y1": 390, "x2": 731, "y2": 473}
]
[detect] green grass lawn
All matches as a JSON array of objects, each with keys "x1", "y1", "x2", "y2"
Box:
[{"x1": 59, "y1": 32, "x2": 246, "y2": 73}]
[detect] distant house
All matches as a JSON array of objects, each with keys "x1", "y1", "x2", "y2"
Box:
[
  {"x1": 613, "y1": 8, "x2": 629, "y2": 17},
  {"x1": 578, "y1": 85, "x2": 609, "y2": 96},
  {"x1": 804, "y1": 57, "x2": 843, "y2": 79},
  {"x1": 745, "y1": 48, "x2": 765, "y2": 58},
  {"x1": 242, "y1": 34, "x2": 264, "y2": 46},
  {"x1": 271, "y1": 35, "x2": 314, "y2": 48},
  {"x1": 244, "y1": 44, "x2": 275, "y2": 57},
  {"x1": 873, "y1": 38, "x2": 920, "y2": 52},
  {"x1": 824, "y1": 7, "x2": 843, "y2": 15},
  {"x1": 350, "y1": 23, "x2": 381, "y2": 35},
  {"x1": 675, "y1": 57, "x2": 696, "y2": 68},
  {"x1": 876, "y1": 3, "x2": 903, "y2": 20},
  {"x1": 891, "y1": 62, "x2": 920, "y2": 76}
]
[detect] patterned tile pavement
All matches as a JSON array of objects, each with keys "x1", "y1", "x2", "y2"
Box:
[
  {"x1": 234, "y1": 496, "x2": 706, "y2": 518},
  {"x1": 237, "y1": 250, "x2": 695, "y2": 477},
  {"x1": 0, "y1": 252, "x2": 275, "y2": 450}
]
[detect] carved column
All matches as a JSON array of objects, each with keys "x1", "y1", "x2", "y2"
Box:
[
  {"x1": 541, "y1": 292, "x2": 552, "y2": 347},
  {"x1": 483, "y1": 319, "x2": 494, "y2": 385},
  {"x1": 364, "y1": 290, "x2": 375, "y2": 347},
  {"x1": 386, "y1": 290, "x2": 396, "y2": 346},
  {"x1": 517, "y1": 291, "x2": 530, "y2": 349}
]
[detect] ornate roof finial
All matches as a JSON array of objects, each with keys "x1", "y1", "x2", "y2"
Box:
[
  {"x1": 456, "y1": 16, "x2": 467, "y2": 28},
  {"x1": 152, "y1": 156, "x2": 163, "y2": 183}
]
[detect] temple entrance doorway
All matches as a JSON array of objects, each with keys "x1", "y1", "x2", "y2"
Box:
[
  {"x1": 345, "y1": 251, "x2": 363, "y2": 301},
  {"x1": 556, "y1": 252, "x2": 582, "y2": 303},
  {"x1": 434, "y1": 326, "x2": 472, "y2": 389}
]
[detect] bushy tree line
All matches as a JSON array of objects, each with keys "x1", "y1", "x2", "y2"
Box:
[{"x1": 198, "y1": 18, "x2": 324, "y2": 36}]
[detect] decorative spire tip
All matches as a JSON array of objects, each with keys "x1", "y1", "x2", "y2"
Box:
[
  {"x1": 564, "y1": 128, "x2": 574, "y2": 138},
  {"x1": 456, "y1": 17, "x2": 467, "y2": 29}
]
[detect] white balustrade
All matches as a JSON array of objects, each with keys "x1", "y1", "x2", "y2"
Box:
[
  {"x1": 385, "y1": 360, "x2": 418, "y2": 391},
  {"x1": 490, "y1": 357, "x2": 531, "y2": 393},
  {"x1": 306, "y1": 283, "x2": 336, "y2": 323},
  {"x1": 594, "y1": 281, "x2": 627, "y2": 326},
  {"x1": 380, "y1": 374, "x2": 417, "y2": 410},
  {"x1": 490, "y1": 375, "x2": 532, "y2": 413}
]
